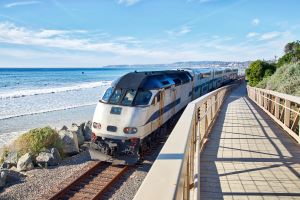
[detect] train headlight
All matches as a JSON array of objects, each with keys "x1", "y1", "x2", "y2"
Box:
[
  {"x1": 93, "y1": 122, "x2": 101, "y2": 129},
  {"x1": 123, "y1": 127, "x2": 138, "y2": 134}
]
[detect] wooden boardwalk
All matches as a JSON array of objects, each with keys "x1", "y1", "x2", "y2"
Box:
[{"x1": 200, "y1": 84, "x2": 300, "y2": 200}]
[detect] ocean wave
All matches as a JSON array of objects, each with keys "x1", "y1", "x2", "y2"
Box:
[
  {"x1": 0, "y1": 103, "x2": 97, "y2": 120},
  {"x1": 0, "y1": 80, "x2": 112, "y2": 99}
]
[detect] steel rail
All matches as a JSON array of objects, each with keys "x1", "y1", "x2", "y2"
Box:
[{"x1": 48, "y1": 161, "x2": 128, "y2": 200}]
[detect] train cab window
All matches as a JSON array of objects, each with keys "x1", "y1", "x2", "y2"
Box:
[
  {"x1": 161, "y1": 80, "x2": 170, "y2": 85},
  {"x1": 121, "y1": 90, "x2": 137, "y2": 106},
  {"x1": 178, "y1": 73, "x2": 191, "y2": 84},
  {"x1": 109, "y1": 89, "x2": 124, "y2": 104},
  {"x1": 134, "y1": 90, "x2": 152, "y2": 106},
  {"x1": 173, "y1": 78, "x2": 181, "y2": 85},
  {"x1": 101, "y1": 87, "x2": 113, "y2": 102}
]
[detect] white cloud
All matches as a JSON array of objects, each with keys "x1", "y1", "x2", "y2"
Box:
[
  {"x1": 4, "y1": 1, "x2": 40, "y2": 8},
  {"x1": 252, "y1": 18, "x2": 260, "y2": 26},
  {"x1": 246, "y1": 32, "x2": 259, "y2": 38},
  {"x1": 0, "y1": 21, "x2": 297, "y2": 67},
  {"x1": 187, "y1": 0, "x2": 215, "y2": 3},
  {"x1": 0, "y1": 22, "x2": 168, "y2": 58},
  {"x1": 199, "y1": 0, "x2": 214, "y2": 3},
  {"x1": 167, "y1": 25, "x2": 191, "y2": 37},
  {"x1": 260, "y1": 31, "x2": 281, "y2": 40},
  {"x1": 118, "y1": 0, "x2": 140, "y2": 6}
]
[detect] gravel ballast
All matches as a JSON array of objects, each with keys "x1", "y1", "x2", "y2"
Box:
[
  {"x1": 0, "y1": 138, "x2": 166, "y2": 200},
  {"x1": 0, "y1": 151, "x2": 92, "y2": 200}
]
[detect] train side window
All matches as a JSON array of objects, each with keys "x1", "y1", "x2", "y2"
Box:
[
  {"x1": 173, "y1": 78, "x2": 181, "y2": 85},
  {"x1": 134, "y1": 90, "x2": 152, "y2": 106},
  {"x1": 151, "y1": 92, "x2": 160, "y2": 105}
]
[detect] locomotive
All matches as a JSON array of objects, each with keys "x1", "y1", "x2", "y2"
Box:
[{"x1": 89, "y1": 67, "x2": 238, "y2": 164}]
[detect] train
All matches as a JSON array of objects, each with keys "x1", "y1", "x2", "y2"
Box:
[{"x1": 89, "y1": 67, "x2": 238, "y2": 164}]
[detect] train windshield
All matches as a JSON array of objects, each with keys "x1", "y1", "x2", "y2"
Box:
[
  {"x1": 101, "y1": 87, "x2": 152, "y2": 106},
  {"x1": 101, "y1": 87, "x2": 113, "y2": 102},
  {"x1": 121, "y1": 90, "x2": 137, "y2": 106},
  {"x1": 109, "y1": 88, "x2": 125, "y2": 104}
]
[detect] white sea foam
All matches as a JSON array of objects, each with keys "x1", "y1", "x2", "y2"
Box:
[
  {"x1": 0, "y1": 130, "x2": 26, "y2": 149},
  {"x1": 0, "y1": 103, "x2": 97, "y2": 120},
  {"x1": 0, "y1": 80, "x2": 112, "y2": 99}
]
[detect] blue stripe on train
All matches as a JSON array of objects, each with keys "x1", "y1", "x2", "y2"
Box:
[{"x1": 145, "y1": 98, "x2": 181, "y2": 124}]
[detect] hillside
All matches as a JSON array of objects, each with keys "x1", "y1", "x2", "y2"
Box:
[{"x1": 256, "y1": 62, "x2": 300, "y2": 96}]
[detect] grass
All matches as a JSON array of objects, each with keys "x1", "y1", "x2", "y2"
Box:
[
  {"x1": 0, "y1": 127, "x2": 64, "y2": 165},
  {"x1": 14, "y1": 126, "x2": 63, "y2": 156},
  {"x1": 256, "y1": 62, "x2": 300, "y2": 96}
]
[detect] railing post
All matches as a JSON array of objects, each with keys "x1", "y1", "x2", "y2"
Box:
[
  {"x1": 260, "y1": 92, "x2": 264, "y2": 106},
  {"x1": 255, "y1": 88, "x2": 258, "y2": 102},
  {"x1": 264, "y1": 93, "x2": 267, "y2": 109},
  {"x1": 212, "y1": 95, "x2": 216, "y2": 117},
  {"x1": 275, "y1": 97, "x2": 280, "y2": 119},
  {"x1": 207, "y1": 98, "x2": 212, "y2": 127},
  {"x1": 284, "y1": 100, "x2": 291, "y2": 128}
]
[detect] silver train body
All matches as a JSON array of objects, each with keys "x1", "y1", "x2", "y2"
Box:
[{"x1": 89, "y1": 68, "x2": 238, "y2": 164}]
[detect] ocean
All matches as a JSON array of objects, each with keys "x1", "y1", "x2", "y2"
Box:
[{"x1": 0, "y1": 67, "x2": 169, "y2": 147}]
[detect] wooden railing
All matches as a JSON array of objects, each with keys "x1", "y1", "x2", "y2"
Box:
[
  {"x1": 133, "y1": 84, "x2": 234, "y2": 200},
  {"x1": 247, "y1": 86, "x2": 300, "y2": 143}
]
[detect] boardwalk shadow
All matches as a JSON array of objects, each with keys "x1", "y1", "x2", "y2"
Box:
[
  {"x1": 200, "y1": 86, "x2": 241, "y2": 200},
  {"x1": 200, "y1": 83, "x2": 300, "y2": 199}
]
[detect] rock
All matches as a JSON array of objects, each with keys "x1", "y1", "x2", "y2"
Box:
[
  {"x1": 17, "y1": 153, "x2": 34, "y2": 172},
  {"x1": 70, "y1": 123, "x2": 84, "y2": 146},
  {"x1": 36, "y1": 148, "x2": 61, "y2": 167},
  {"x1": 83, "y1": 121, "x2": 92, "y2": 141},
  {"x1": 58, "y1": 129, "x2": 79, "y2": 156},
  {"x1": 60, "y1": 125, "x2": 68, "y2": 131},
  {"x1": 0, "y1": 169, "x2": 8, "y2": 188},
  {"x1": 51, "y1": 148, "x2": 62, "y2": 163},
  {"x1": 4, "y1": 151, "x2": 18, "y2": 167},
  {"x1": 1, "y1": 162, "x2": 9, "y2": 169}
]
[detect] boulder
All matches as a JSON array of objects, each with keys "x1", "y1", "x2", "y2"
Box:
[
  {"x1": 60, "y1": 125, "x2": 68, "y2": 131},
  {"x1": 83, "y1": 121, "x2": 92, "y2": 141},
  {"x1": 17, "y1": 153, "x2": 34, "y2": 172},
  {"x1": 0, "y1": 162, "x2": 9, "y2": 169},
  {"x1": 70, "y1": 123, "x2": 84, "y2": 146},
  {"x1": 51, "y1": 148, "x2": 62, "y2": 163},
  {"x1": 4, "y1": 151, "x2": 18, "y2": 167},
  {"x1": 36, "y1": 148, "x2": 61, "y2": 167},
  {"x1": 58, "y1": 129, "x2": 79, "y2": 156},
  {"x1": 0, "y1": 169, "x2": 8, "y2": 188}
]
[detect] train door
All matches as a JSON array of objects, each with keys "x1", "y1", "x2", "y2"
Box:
[
  {"x1": 150, "y1": 89, "x2": 164, "y2": 132},
  {"x1": 159, "y1": 89, "x2": 165, "y2": 126},
  {"x1": 171, "y1": 85, "x2": 176, "y2": 116}
]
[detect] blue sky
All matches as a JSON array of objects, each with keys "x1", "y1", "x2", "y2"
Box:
[{"x1": 0, "y1": 0, "x2": 299, "y2": 67}]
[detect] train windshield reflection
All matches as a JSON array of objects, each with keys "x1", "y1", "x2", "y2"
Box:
[{"x1": 101, "y1": 87, "x2": 152, "y2": 106}]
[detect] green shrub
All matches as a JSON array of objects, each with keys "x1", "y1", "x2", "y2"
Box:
[
  {"x1": 0, "y1": 147, "x2": 9, "y2": 164},
  {"x1": 246, "y1": 60, "x2": 276, "y2": 86},
  {"x1": 257, "y1": 62, "x2": 300, "y2": 96},
  {"x1": 15, "y1": 126, "x2": 63, "y2": 156},
  {"x1": 278, "y1": 41, "x2": 300, "y2": 67},
  {"x1": 277, "y1": 53, "x2": 293, "y2": 67}
]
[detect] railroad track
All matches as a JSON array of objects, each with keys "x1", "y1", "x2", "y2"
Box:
[
  {"x1": 48, "y1": 161, "x2": 128, "y2": 200},
  {"x1": 46, "y1": 121, "x2": 176, "y2": 200}
]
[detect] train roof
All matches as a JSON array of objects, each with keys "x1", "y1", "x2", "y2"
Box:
[
  {"x1": 113, "y1": 70, "x2": 192, "y2": 90},
  {"x1": 183, "y1": 67, "x2": 213, "y2": 73}
]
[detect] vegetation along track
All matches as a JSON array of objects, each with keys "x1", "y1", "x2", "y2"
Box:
[{"x1": 48, "y1": 161, "x2": 128, "y2": 200}]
